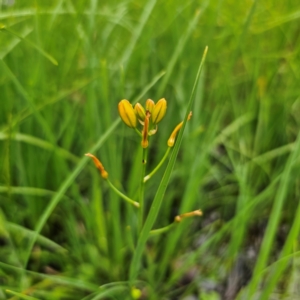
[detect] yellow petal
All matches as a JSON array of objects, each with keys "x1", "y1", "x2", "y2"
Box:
[
  {"x1": 134, "y1": 103, "x2": 146, "y2": 120},
  {"x1": 118, "y1": 99, "x2": 137, "y2": 128},
  {"x1": 145, "y1": 99, "x2": 155, "y2": 113},
  {"x1": 152, "y1": 98, "x2": 167, "y2": 124}
]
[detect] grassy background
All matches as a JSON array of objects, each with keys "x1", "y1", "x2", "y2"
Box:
[{"x1": 1, "y1": 0, "x2": 300, "y2": 299}]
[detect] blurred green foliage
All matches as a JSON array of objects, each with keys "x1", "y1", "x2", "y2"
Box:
[{"x1": 1, "y1": 0, "x2": 300, "y2": 299}]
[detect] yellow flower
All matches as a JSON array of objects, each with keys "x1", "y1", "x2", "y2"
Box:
[
  {"x1": 134, "y1": 103, "x2": 146, "y2": 121},
  {"x1": 152, "y1": 98, "x2": 167, "y2": 124},
  {"x1": 118, "y1": 99, "x2": 137, "y2": 128},
  {"x1": 118, "y1": 98, "x2": 167, "y2": 145},
  {"x1": 145, "y1": 99, "x2": 155, "y2": 113}
]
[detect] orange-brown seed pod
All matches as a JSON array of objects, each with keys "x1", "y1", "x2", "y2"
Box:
[
  {"x1": 141, "y1": 111, "x2": 150, "y2": 148},
  {"x1": 167, "y1": 112, "x2": 192, "y2": 147},
  {"x1": 85, "y1": 153, "x2": 108, "y2": 179}
]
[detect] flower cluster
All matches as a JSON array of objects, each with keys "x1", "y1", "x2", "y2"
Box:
[
  {"x1": 118, "y1": 98, "x2": 192, "y2": 150},
  {"x1": 118, "y1": 98, "x2": 167, "y2": 148}
]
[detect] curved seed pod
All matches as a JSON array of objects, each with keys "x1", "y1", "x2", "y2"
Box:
[
  {"x1": 174, "y1": 209, "x2": 202, "y2": 222},
  {"x1": 152, "y1": 98, "x2": 167, "y2": 124},
  {"x1": 118, "y1": 99, "x2": 137, "y2": 128},
  {"x1": 167, "y1": 111, "x2": 192, "y2": 147},
  {"x1": 141, "y1": 111, "x2": 150, "y2": 148},
  {"x1": 85, "y1": 153, "x2": 108, "y2": 179},
  {"x1": 145, "y1": 99, "x2": 155, "y2": 113}
]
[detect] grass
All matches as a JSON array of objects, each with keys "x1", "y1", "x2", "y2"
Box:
[{"x1": 1, "y1": 0, "x2": 300, "y2": 299}]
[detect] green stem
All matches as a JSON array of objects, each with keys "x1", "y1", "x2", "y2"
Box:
[
  {"x1": 144, "y1": 147, "x2": 171, "y2": 182},
  {"x1": 139, "y1": 148, "x2": 148, "y2": 230},
  {"x1": 149, "y1": 210, "x2": 203, "y2": 236},
  {"x1": 134, "y1": 128, "x2": 142, "y2": 137},
  {"x1": 150, "y1": 222, "x2": 176, "y2": 236},
  {"x1": 106, "y1": 179, "x2": 139, "y2": 208}
]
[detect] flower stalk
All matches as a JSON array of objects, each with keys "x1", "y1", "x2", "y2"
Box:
[
  {"x1": 106, "y1": 179, "x2": 140, "y2": 208},
  {"x1": 139, "y1": 147, "x2": 148, "y2": 230},
  {"x1": 150, "y1": 209, "x2": 203, "y2": 236},
  {"x1": 144, "y1": 147, "x2": 171, "y2": 183},
  {"x1": 85, "y1": 153, "x2": 139, "y2": 208},
  {"x1": 144, "y1": 111, "x2": 192, "y2": 182}
]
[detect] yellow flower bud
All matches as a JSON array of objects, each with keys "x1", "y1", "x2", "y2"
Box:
[
  {"x1": 167, "y1": 112, "x2": 192, "y2": 147},
  {"x1": 145, "y1": 99, "x2": 155, "y2": 113},
  {"x1": 152, "y1": 98, "x2": 167, "y2": 124},
  {"x1": 118, "y1": 99, "x2": 137, "y2": 128},
  {"x1": 85, "y1": 153, "x2": 108, "y2": 179},
  {"x1": 134, "y1": 103, "x2": 146, "y2": 121}
]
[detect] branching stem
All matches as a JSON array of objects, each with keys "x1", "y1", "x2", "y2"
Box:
[
  {"x1": 144, "y1": 147, "x2": 171, "y2": 182},
  {"x1": 106, "y1": 179, "x2": 139, "y2": 208}
]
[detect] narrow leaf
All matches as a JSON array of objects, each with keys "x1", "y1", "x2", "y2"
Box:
[{"x1": 129, "y1": 47, "x2": 208, "y2": 281}]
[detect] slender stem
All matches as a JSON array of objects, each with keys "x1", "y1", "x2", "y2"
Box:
[
  {"x1": 106, "y1": 179, "x2": 139, "y2": 208},
  {"x1": 149, "y1": 209, "x2": 202, "y2": 236},
  {"x1": 150, "y1": 222, "x2": 176, "y2": 236},
  {"x1": 134, "y1": 128, "x2": 142, "y2": 137},
  {"x1": 139, "y1": 148, "x2": 148, "y2": 230},
  {"x1": 144, "y1": 147, "x2": 171, "y2": 182}
]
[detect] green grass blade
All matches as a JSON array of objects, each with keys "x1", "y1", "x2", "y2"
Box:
[
  {"x1": 0, "y1": 59, "x2": 55, "y2": 143},
  {"x1": 0, "y1": 77, "x2": 98, "y2": 133},
  {"x1": 0, "y1": 132, "x2": 79, "y2": 163},
  {"x1": 157, "y1": 6, "x2": 206, "y2": 96},
  {"x1": 0, "y1": 185, "x2": 68, "y2": 197},
  {"x1": 259, "y1": 196, "x2": 300, "y2": 299},
  {"x1": 252, "y1": 9, "x2": 300, "y2": 33},
  {"x1": 0, "y1": 26, "x2": 33, "y2": 59},
  {"x1": 88, "y1": 286, "x2": 129, "y2": 300},
  {"x1": 0, "y1": 262, "x2": 98, "y2": 291},
  {"x1": 251, "y1": 143, "x2": 294, "y2": 166},
  {"x1": 5, "y1": 290, "x2": 39, "y2": 300},
  {"x1": 7, "y1": 222, "x2": 67, "y2": 253},
  {"x1": 247, "y1": 130, "x2": 300, "y2": 297},
  {"x1": 119, "y1": 0, "x2": 157, "y2": 68},
  {"x1": 3, "y1": 26, "x2": 58, "y2": 65},
  {"x1": 129, "y1": 46, "x2": 208, "y2": 281},
  {"x1": 165, "y1": 174, "x2": 281, "y2": 289}
]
